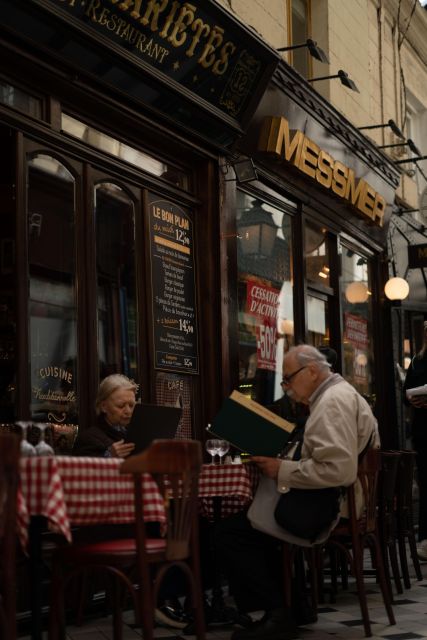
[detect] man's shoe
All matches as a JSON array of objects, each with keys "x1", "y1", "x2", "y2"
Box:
[
  {"x1": 231, "y1": 608, "x2": 298, "y2": 640},
  {"x1": 155, "y1": 598, "x2": 191, "y2": 629},
  {"x1": 417, "y1": 539, "x2": 427, "y2": 562}
]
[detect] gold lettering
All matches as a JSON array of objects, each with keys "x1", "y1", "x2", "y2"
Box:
[
  {"x1": 98, "y1": 7, "x2": 110, "y2": 25},
  {"x1": 298, "y1": 137, "x2": 319, "y2": 179},
  {"x1": 85, "y1": 0, "x2": 102, "y2": 21},
  {"x1": 258, "y1": 116, "x2": 303, "y2": 166},
  {"x1": 316, "y1": 150, "x2": 333, "y2": 188},
  {"x1": 372, "y1": 194, "x2": 385, "y2": 227},
  {"x1": 213, "y1": 41, "x2": 236, "y2": 75},
  {"x1": 186, "y1": 18, "x2": 211, "y2": 58},
  {"x1": 332, "y1": 162, "x2": 348, "y2": 198},
  {"x1": 198, "y1": 26, "x2": 224, "y2": 68},
  {"x1": 168, "y1": 2, "x2": 196, "y2": 47},
  {"x1": 118, "y1": 0, "x2": 144, "y2": 20},
  {"x1": 345, "y1": 169, "x2": 365, "y2": 206},
  {"x1": 159, "y1": 0, "x2": 180, "y2": 38}
]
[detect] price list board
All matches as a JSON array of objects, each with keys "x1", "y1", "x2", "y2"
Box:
[{"x1": 148, "y1": 194, "x2": 199, "y2": 374}]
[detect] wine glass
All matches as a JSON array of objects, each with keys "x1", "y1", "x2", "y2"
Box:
[
  {"x1": 216, "y1": 440, "x2": 230, "y2": 464},
  {"x1": 34, "y1": 422, "x2": 55, "y2": 456},
  {"x1": 15, "y1": 421, "x2": 37, "y2": 456},
  {"x1": 205, "y1": 439, "x2": 220, "y2": 465}
]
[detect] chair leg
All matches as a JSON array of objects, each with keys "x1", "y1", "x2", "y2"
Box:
[
  {"x1": 371, "y1": 537, "x2": 396, "y2": 627},
  {"x1": 48, "y1": 559, "x2": 67, "y2": 640},
  {"x1": 388, "y1": 541, "x2": 403, "y2": 595},
  {"x1": 406, "y1": 519, "x2": 423, "y2": 581},
  {"x1": 397, "y1": 526, "x2": 411, "y2": 589}
]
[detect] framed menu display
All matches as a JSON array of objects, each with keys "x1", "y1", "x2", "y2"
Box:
[{"x1": 148, "y1": 194, "x2": 199, "y2": 374}]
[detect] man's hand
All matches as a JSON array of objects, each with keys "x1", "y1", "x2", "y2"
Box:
[
  {"x1": 409, "y1": 395, "x2": 427, "y2": 409},
  {"x1": 251, "y1": 456, "x2": 281, "y2": 479},
  {"x1": 110, "y1": 439, "x2": 135, "y2": 458}
]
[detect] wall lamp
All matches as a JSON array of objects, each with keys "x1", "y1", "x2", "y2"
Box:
[
  {"x1": 222, "y1": 158, "x2": 258, "y2": 184},
  {"x1": 358, "y1": 119, "x2": 404, "y2": 139},
  {"x1": 394, "y1": 155, "x2": 427, "y2": 165},
  {"x1": 378, "y1": 139, "x2": 421, "y2": 155},
  {"x1": 277, "y1": 38, "x2": 329, "y2": 63},
  {"x1": 307, "y1": 69, "x2": 359, "y2": 92}
]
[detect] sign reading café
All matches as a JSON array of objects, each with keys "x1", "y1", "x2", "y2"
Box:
[{"x1": 258, "y1": 116, "x2": 386, "y2": 227}]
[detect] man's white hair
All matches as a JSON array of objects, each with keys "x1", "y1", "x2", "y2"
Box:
[{"x1": 285, "y1": 344, "x2": 331, "y2": 373}]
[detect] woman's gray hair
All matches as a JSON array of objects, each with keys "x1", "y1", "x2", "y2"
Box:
[
  {"x1": 95, "y1": 374, "x2": 138, "y2": 415},
  {"x1": 285, "y1": 344, "x2": 331, "y2": 373}
]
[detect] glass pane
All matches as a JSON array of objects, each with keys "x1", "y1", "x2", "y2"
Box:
[
  {"x1": 95, "y1": 182, "x2": 138, "y2": 382},
  {"x1": 340, "y1": 247, "x2": 375, "y2": 406},
  {"x1": 292, "y1": 0, "x2": 309, "y2": 77},
  {"x1": 304, "y1": 222, "x2": 330, "y2": 287},
  {"x1": 62, "y1": 113, "x2": 190, "y2": 189},
  {"x1": 236, "y1": 193, "x2": 294, "y2": 407},
  {"x1": 27, "y1": 154, "x2": 78, "y2": 423},
  {"x1": 307, "y1": 295, "x2": 329, "y2": 347},
  {"x1": 0, "y1": 80, "x2": 42, "y2": 118}
]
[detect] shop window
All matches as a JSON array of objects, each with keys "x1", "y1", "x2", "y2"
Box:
[
  {"x1": 61, "y1": 114, "x2": 190, "y2": 190},
  {"x1": 340, "y1": 247, "x2": 375, "y2": 406},
  {"x1": 0, "y1": 79, "x2": 42, "y2": 119},
  {"x1": 304, "y1": 222, "x2": 330, "y2": 287},
  {"x1": 27, "y1": 154, "x2": 78, "y2": 423},
  {"x1": 307, "y1": 294, "x2": 329, "y2": 347},
  {"x1": 95, "y1": 182, "x2": 138, "y2": 382},
  {"x1": 287, "y1": 0, "x2": 311, "y2": 77},
  {"x1": 236, "y1": 192, "x2": 294, "y2": 406}
]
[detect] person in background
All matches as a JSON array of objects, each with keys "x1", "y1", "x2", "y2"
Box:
[
  {"x1": 216, "y1": 344, "x2": 379, "y2": 640},
  {"x1": 73, "y1": 374, "x2": 136, "y2": 458},
  {"x1": 403, "y1": 321, "x2": 427, "y2": 561}
]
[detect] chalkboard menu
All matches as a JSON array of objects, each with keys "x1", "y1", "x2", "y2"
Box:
[{"x1": 148, "y1": 194, "x2": 199, "y2": 374}]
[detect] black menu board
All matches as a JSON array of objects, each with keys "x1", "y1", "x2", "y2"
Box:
[{"x1": 148, "y1": 194, "x2": 199, "y2": 374}]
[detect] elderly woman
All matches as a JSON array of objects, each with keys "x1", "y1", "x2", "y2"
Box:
[{"x1": 73, "y1": 374, "x2": 137, "y2": 458}]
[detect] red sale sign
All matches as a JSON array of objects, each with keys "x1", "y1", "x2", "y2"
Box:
[{"x1": 246, "y1": 281, "x2": 279, "y2": 371}]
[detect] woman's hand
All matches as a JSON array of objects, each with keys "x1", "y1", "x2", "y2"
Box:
[
  {"x1": 109, "y1": 439, "x2": 135, "y2": 458},
  {"x1": 251, "y1": 456, "x2": 281, "y2": 479}
]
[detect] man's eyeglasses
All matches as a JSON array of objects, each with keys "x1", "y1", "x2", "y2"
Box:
[{"x1": 281, "y1": 366, "x2": 307, "y2": 386}]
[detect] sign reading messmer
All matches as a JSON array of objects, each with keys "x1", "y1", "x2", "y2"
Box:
[{"x1": 148, "y1": 194, "x2": 199, "y2": 374}]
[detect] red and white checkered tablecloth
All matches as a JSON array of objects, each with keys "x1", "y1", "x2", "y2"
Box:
[
  {"x1": 17, "y1": 456, "x2": 166, "y2": 548},
  {"x1": 198, "y1": 463, "x2": 259, "y2": 521}
]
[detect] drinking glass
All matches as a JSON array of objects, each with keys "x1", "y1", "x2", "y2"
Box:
[
  {"x1": 34, "y1": 422, "x2": 55, "y2": 456},
  {"x1": 205, "y1": 439, "x2": 220, "y2": 465},
  {"x1": 217, "y1": 440, "x2": 230, "y2": 464},
  {"x1": 16, "y1": 421, "x2": 37, "y2": 456}
]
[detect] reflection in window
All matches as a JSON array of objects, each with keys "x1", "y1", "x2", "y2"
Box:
[
  {"x1": 340, "y1": 247, "x2": 375, "y2": 405},
  {"x1": 307, "y1": 295, "x2": 328, "y2": 347},
  {"x1": 0, "y1": 80, "x2": 41, "y2": 118},
  {"x1": 236, "y1": 192, "x2": 294, "y2": 406},
  {"x1": 95, "y1": 183, "x2": 138, "y2": 383},
  {"x1": 304, "y1": 222, "x2": 330, "y2": 287},
  {"x1": 62, "y1": 114, "x2": 190, "y2": 189},
  {"x1": 27, "y1": 154, "x2": 78, "y2": 423}
]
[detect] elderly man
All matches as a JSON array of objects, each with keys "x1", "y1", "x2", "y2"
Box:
[{"x1": 217, "y1": 344, "x2": 379, "y2": 640}]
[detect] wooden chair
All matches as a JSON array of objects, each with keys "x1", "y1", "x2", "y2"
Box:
[
  {"x1": 0, "y1": 432, "x2": 20, "y2": 640},
  {"x1": 324, "y1": 448, "x2": 395, "y2": 637},
  {"x1": 395, "y1": 450, "x2": 423, "y2": 588},
  {"x1": 377, "y1": 451, "x2": 403, "y2": 598},
  {"x1": 49, "y1": 439, "x2": 205, "y2": 640}
]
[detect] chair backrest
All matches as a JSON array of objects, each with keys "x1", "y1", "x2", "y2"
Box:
[
  {"x1": 378, "y1": 451, "x2": 401, "y2": 507},
  {"x1": 0, "y1": 433, "x2": 20, "y2": 639},
  {"x1": 347, "y1": 447, "x2": 381, "y2": 533},
  {"x1": 121, "y1": 439, "x2": 202, "y2": 561},
  {"x1": 395, "y1": 450, "x2": 416, "y2": 511}
]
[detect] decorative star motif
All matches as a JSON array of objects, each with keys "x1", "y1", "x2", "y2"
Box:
[
  {"x1": 173, "y1": 61, "x2": 180, "y2": 71},
  {"x1": 192, "y1": 75, "x2": 198, "y2": 83}
]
